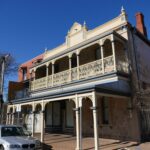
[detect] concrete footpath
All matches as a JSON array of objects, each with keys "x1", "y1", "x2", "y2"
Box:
[{"x1": 35, "y1": 133, "x2": 150, "y2": 150}]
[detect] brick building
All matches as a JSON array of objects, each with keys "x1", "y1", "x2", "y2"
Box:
[
  {"x1": 8, "y1": 54, "x2": 43, "y2": 100},
  {"x1": 7, "y1": 8, "x2": 150, "y2": 150}
]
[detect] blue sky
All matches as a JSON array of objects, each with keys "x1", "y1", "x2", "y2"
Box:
[{"x1": 0, "y1": 0, "x2": 150, "y2": 85}]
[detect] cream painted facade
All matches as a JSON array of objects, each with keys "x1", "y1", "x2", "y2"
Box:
[
  {"x1": 7, "y1": 8, "x2": 150, "y2": 150},
  {"x1": 43, "y1": 9, "x2": 127, "y2": 60}
]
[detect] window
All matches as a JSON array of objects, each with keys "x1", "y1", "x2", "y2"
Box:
[
  {"x1": 22, "y1": 68, "x2": 27, "y2": 80},
  {"x1": 102, "y1": 97, "x2": 109, "y2": 124},
  {"x1": 1, "y1": 127, "x2": 27, "y2": 137}
]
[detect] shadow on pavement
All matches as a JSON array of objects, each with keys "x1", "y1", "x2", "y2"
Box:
[
  {"x1": 42, "y1": 143, "x2": 53, "y2": 150},
  {"x1": 112, "y1": 142, "x2": 140, "y2": 150}
]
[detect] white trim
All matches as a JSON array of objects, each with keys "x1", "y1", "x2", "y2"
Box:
[
  {"x1": 96, "y1": 92, "x2": 130, "y2": 99},
  {"x1": 31, "y1": 76, "x2": 119, "y2": 97}
]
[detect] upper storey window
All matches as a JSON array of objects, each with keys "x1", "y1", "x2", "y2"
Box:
[{"x1": 22, "y1": 68, "x2": 27, "y2": 81}]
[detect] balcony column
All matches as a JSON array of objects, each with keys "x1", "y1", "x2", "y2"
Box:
[
  {"x1": 32, "y1": 69, "x2": 36, "y2": 91},
  {"x1": 6, "y1": 107, "x2": 9, "y2": 124},
  {"x1": 31, "y1": 112, "x2": 35, "y2": 136},
  {"x1": 69, "y1": 55, "x2": 72, "y2": 81},
  {"x1": 6, "y1": 113, "x2": 9, "y2": 124},
  {"x1": 9, "y1": 111, "x2": 12, "y2": 124},
  {"x1": 40, "y1": 110, "x2": 45, "y2": 142},
  {"x1": 11, "y1": 107, "x2": 15, "y2": 125},
  {"x1": 41, "y1": 101, "x2": 45, "y2": 143},
  {"x1": 11, "y1": 113, "x2": 14, "y2": 125},
  {"x1": 52, "y1": 62, "x2": 55, "y2": 86},
  {"x1": 8, "y1": 113, "x2": 11, "y2": 125},
  {"x1": 111, "y1": 40, "x2": 116, "y2": 71},
  {"x1": 91, "y1": 91, "x2": 99, "y2": 150},
  {"x1": 6, "y1": 113, "x2": 8, "y2": 124},
  {"x1": 77, "y1": 54, "x2": 80, "y2": 80},
  {"x1": 22, "y1": 112, "x2": 26, "y2": 126},
  {"x1": 46, "y1": 64, "x2": 49, "y2": 87},
  {"x1": 73, "y1": 95, "x2": 82, "y2": 150},
  {"x1": 8, "y1": 113, "x2": 10, "y2": 124},
  {"x1": 31, "y1": 103, "x2": 35, "y2": 137},
  {"x1": 100, "y1": 45, "x2": 104, "y2": 74},
  {"x1": 29, "y1": 72, "x2": 32, "y2": 91}
]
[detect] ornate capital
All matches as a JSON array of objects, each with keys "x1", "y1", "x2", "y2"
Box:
[
  {"x1": 99, "y1": 39, "x2": 103, "y2": 46},
  {"x1": 52, "y1": 60, "x2": 55, "y2": 65},
  {"x1": 68, "y1": 53, "x2": 72, "y2": 59},
  {"x1": 111, "y1": 34, "x2": 115, "y2": 42},
  {"x1": 46, "y1": 62, "x2": 49, "y2": 67},
  {"x1": 76, "y1": 49, "x2": 80, "y2": 55}
]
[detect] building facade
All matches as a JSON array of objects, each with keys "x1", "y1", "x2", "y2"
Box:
[{"x1": 7, "y1": 8, "x2": 150, "y2": 150}]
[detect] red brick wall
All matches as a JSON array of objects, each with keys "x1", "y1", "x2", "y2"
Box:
[
  {"x1": 136, "y1": 12, "x2": 147, "y2": 37},
  {"x1": 81, "y1": 96, "x2": 141, "y2": 141},
  {"x1": 18, "y1": 54, "x2": 43, "y2": 82}
]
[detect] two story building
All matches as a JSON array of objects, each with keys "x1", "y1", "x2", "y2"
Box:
[{"x1": 7, "y1": 8, "x2": 150, "y2": 150}]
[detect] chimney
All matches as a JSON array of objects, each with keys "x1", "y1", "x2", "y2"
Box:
[{"x1": 135, "y1": 12, "x2": 147, "y2": 38}]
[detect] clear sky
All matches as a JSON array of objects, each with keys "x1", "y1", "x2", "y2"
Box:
[{"x1": 0, "y1": 0, "x2": 150, "y2": 84}]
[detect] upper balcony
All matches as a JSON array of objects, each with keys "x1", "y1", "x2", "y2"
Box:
[{"x1": 30, "y1": 32, "x2": 129, "y2": 92}]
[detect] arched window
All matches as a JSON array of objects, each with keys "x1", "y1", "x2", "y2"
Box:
[
  {"x1": 115, "y1": 41, "x2": 125, "y2": 60},
  {"x1": 103, "y1": 39, "x2": 112, "y2": 57},
  {"x1": 79, "y1": 44, "x2": 100, "y2": 65},
  {"x1": 35, "y1": 104, "x2": 41, "y2": 113},
  {"x1": 54, "y1": 56, "x2": 69, "y2": 73},
  {"x1": 35, "y1": 65, "x2": 46, "y2": 79}
]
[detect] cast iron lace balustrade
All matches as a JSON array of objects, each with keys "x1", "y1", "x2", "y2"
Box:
[
  {"x1": 47, "y1": 75, "x2": 52, "y2": 87},
  {"x1": 53, "y1": 69, "x2": 70, "y2": 86},
  {"x1": 33, "y1": 77, "x2": 47, "y2": 90},
  {"x1": 71, "y1": 67, "x2": 78, "y2": 81},
  {"x1": 103, "y1": 56, "x2": 114, "y2": 73},
  {"x1": 117, "y1": 60, "x2": 129, "y2": 74},
  {"x1": 31, "y1": 55, "x2": 128, "y2": 91},
  {"x1": 79, "y1": 59, "x2": 103, "y2": 79}
]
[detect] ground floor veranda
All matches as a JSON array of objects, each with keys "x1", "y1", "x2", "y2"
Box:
[
  {"x1": 34, "y1": 133, "x2": 148, "y2": 150},
  {"x1": 6, "y1": 91, "x2": 141, "y2": 150}
]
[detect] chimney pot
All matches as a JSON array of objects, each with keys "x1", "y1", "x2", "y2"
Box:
[{"x1": 135, "y1": 12, "x2": 147, "y2": 37}]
